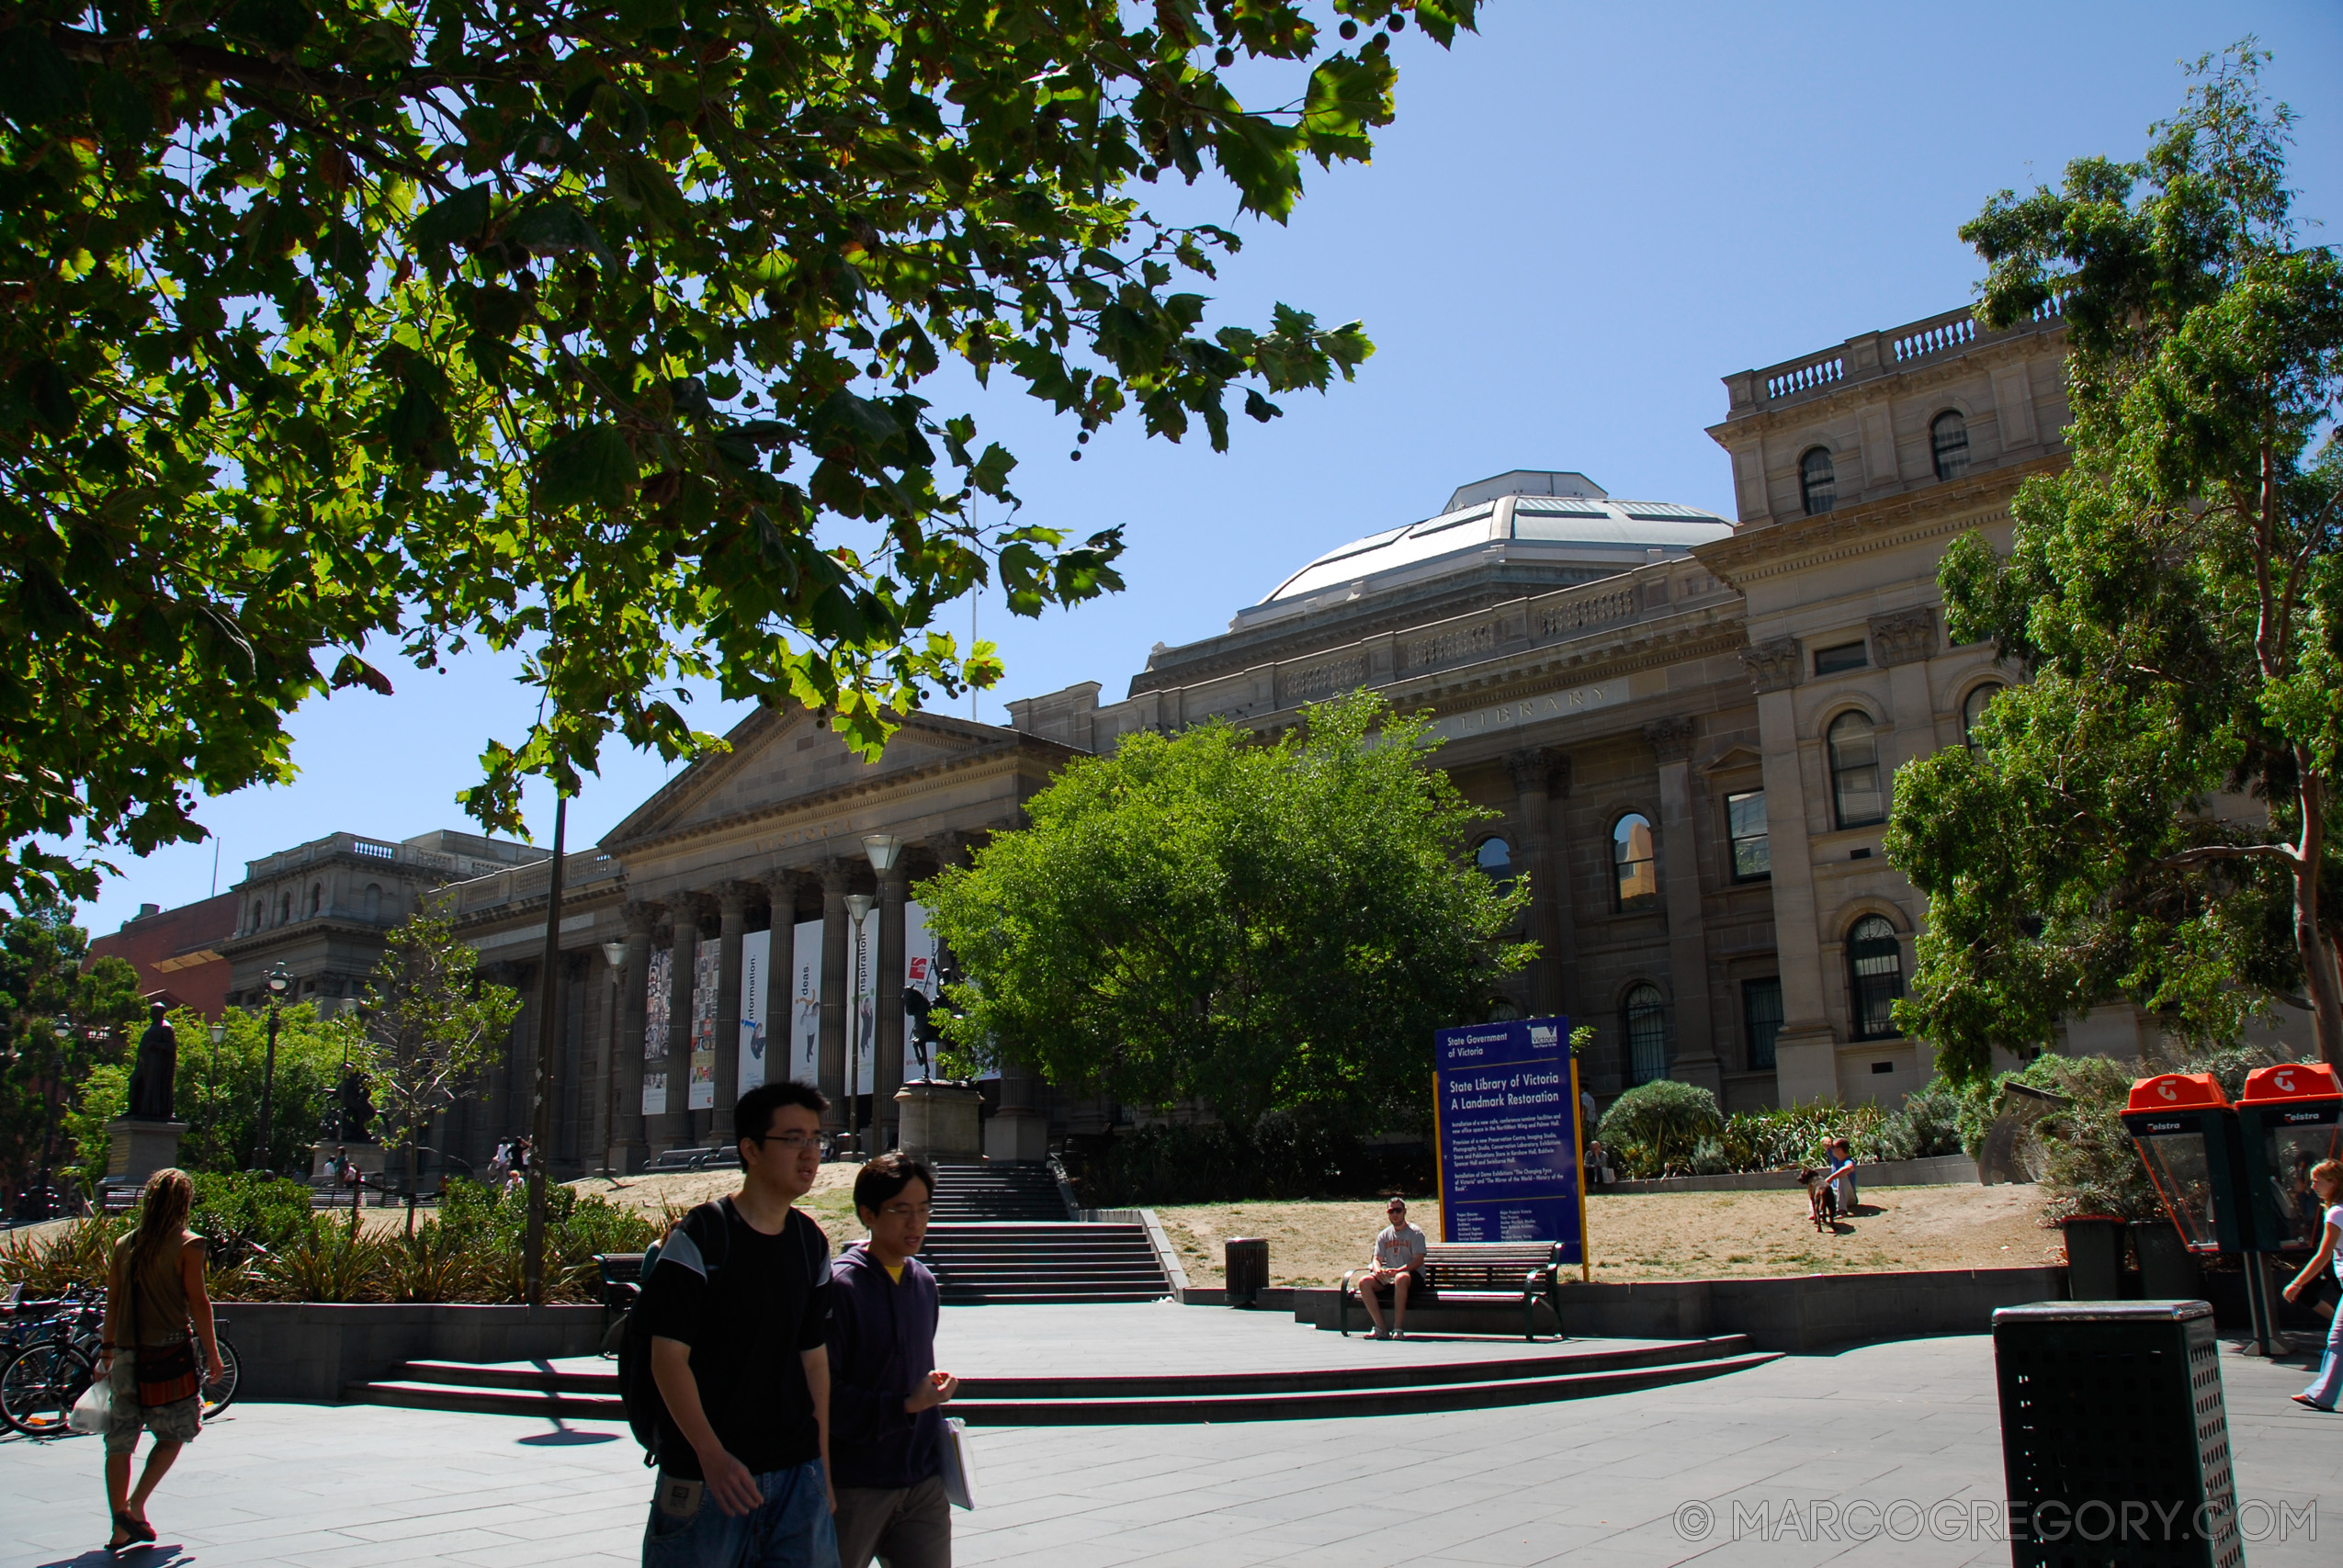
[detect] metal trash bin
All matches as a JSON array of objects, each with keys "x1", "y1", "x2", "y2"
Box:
[
  {"x1": 2061, "y1": 1215, "x2": 2126, "y2": 1301},
  {"x1": 2133, "y1": 1220, "x2": 2202, "y2": 1302},
  {"x1": 1993, "y1": 1300, "x2": 2241, "y2": 1568},
  {"x1": 1224, "y1": 1237, "x2": 1268, "y2": 1308}
]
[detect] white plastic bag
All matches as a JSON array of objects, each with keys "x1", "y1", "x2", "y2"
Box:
[
  {"x1": 67, "y1": 1371, "x2": 111, "y2": 1436},
  {"x1": 938, "y1": 1416, "x2": 978, "y2": 1510}
]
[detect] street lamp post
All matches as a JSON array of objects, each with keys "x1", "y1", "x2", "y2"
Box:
[
  {"x1": 855, "y1": 834, "x2": 904, "y2": 1151},
  {"x1": 250, "y1": 964, "x2": 291, "y2": 1172},
  {"x1": 598, "y1": 939, "x2": 628, "y2": 1179},
  {"x1": 207, "y1": 1019, "x2": 226, "y2": 1162},
  {"x1": 843, "y1": 893, "x2": 875, "y2": 1156}
]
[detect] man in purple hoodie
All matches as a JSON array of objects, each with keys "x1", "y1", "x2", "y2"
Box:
[{"x1": 827, "y1": 1154, "x2": 957, "y2": 1568}]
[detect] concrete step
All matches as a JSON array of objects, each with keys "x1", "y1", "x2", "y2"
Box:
[
  {"x1": 947, "y1": 1352, "x2": 1782, "y2": 1424},
  {"x1": 350, "y1": 1380, "x2": 625, "y2": 1420},
  {"x1": 345, "y1": 1336, "x2": 1775, "y2": 1424}
]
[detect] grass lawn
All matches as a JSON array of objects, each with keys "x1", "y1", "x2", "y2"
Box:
[
  {"x1": 572, "y1": 1169, "x2": 2062, "y2": 1289},
  {"x1": 1156, "y1": 1182, "x2": 2059, "y2": 1288}
]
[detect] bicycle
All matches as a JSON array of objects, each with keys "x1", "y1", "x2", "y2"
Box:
[{"x1": 0, "y1": 1302, "x2": 240, "y2": 1435}]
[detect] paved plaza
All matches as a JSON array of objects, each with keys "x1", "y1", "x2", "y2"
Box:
[{"x1": 5, "y1": 1307, "x2": 2337, "y2": 1567}]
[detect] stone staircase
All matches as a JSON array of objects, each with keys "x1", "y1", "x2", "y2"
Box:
[
  {"x1": 923, "y1": 1159, "x2": 1069, "y2": 1223},
  {"x1": 916, "y1": 1159, "x2": 1172, "y2": 1304},
  {"x1": 347, "y1": 1336, "x2": 1778, "y2": 1424}
]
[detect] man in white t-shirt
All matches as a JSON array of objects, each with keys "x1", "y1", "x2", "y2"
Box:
[{"x1": 1357, "y1": 1199, "x2": 1429, "y2": 1340}]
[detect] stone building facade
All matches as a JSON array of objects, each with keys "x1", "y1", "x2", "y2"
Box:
[
  {"x1": 436, "y1": 710, "x2": 1081, "y2": 1176},
  {"x1": 1008, "y1": 299, "x2": 2086, "y2": 1113},
  {"x1": 425, "y1": 294, "x2": 2198, "y2": 1175},
  {"x1": 218, "y1": 829, "x2": 549, "y2": 1008}
]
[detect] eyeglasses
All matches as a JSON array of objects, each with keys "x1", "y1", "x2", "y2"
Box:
[{"x1": 744, "y1": 1132, "x2": 821, "y2": 1152}]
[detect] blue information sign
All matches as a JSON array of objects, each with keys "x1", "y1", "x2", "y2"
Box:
[{"x1": 1434, "y1": 1016, "x2": 1585, "y2": 1260}]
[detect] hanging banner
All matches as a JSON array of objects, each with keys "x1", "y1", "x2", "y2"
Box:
[
  {"x1": 641, "y1": 945, "x2": 673, "y2": 1120},
  {"x1": 790, "y1": 919, "x2": 823, "y2": 1080},
  {"x1": 1433, "y1": 1016, "x2": 1585, "y2": 1259},
  {"x1": 848, "y1": 904, "x2": 879, "y2": 1099},
  {"x1": 689, "y1": 942, "x2": 719, "y2": 1110},
  {"x1": 739, "y1": 930, "x2": 771, "y2": 1094},
  {"x1": 904, "y1": 901, "x2": 938, "y2": 1081}
]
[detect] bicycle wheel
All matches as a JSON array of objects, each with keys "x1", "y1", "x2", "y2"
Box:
[
  {"x1": 0, "y1": 1342, "x2": 94, "y2": 1438},
  {"x1": 200, "y1": 1337, "x2": 239, "y2": 1420}
]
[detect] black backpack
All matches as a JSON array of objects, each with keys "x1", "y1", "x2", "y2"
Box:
[{"x1": 615, "y1": 1200, "x2": 826, "y2": 1464}]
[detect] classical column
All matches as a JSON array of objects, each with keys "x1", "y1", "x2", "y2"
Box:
[
  {"x1": 662, "y1": 897, "x2": 707, "y2": 1145},
  {"x1": 763, "y1": 870, "x2": 810, "y2": 1088},
  {"x1": 712, "y1": 882, "x2": 752, "y2": 1123},
  {"x1": 1505, "y1": 749, "x2": 1567, "y2": 1021},
  {"x1": 875, "y1": 861, "x2": 910, "y2": 1151},
  {"x1": 609, "y1": 902, "x2": 653, "y2": 1172},
  {"x1": 1646, "y1": 717, "x2": 1722, "y2": 1092},
  {"x1": 1742, "y1": 637, "x2": 1837, "y2": 1104},
  {"x1": 818, "y1": 860, "x2": 851, "y2": 1131}
]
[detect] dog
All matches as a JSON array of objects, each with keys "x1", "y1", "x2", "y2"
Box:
[{"x1": 1796, "y1": 1168, "x2": 1839, "y2": 1233}]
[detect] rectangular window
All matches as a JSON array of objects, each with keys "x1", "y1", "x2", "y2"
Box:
[
  {"x1": 1726, "y1": 791, "x2": 1770, "y2": 881},
  {"x1": 1813, "y1": 641, "x2": 1869, "y2": 675},
  {"x1": 1743, "y1": 978, "x2": 1783, "y2": 1071}
]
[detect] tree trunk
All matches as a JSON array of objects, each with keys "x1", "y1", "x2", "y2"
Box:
[{"x1": 2295, "y1": 756, "x2": 2342, "y2": 1067}]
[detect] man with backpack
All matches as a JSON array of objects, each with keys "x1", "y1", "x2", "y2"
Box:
[{"x1": 633, "y1": 1080, "x2": 839, "y2": 1567}]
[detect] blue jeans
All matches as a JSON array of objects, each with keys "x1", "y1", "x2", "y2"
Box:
[
  {"x1": 643, "y1": 1460, "x2": 839, "y2": 1568},
  {"x1": 2303, "y1": 1305, "x2": 2343, "y2": 1408}
]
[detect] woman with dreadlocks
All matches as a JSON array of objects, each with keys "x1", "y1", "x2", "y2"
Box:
[{"x1": 96, "y1": 1168, "x2": 223, "y2": 1552}]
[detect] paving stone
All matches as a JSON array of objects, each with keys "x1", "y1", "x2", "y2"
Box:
[{"x1": 4, "y1": 1327, "x2": 2337, "y2": 1567}]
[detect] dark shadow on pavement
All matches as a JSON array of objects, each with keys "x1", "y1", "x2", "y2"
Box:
[{"x1": 39, "y1": 1547, "x2": 196, "y2": 1568}]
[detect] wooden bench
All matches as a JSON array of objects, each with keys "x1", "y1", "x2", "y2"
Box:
[{"x1": 1339, "y1": 1241, "x2": 1568, "y2": 1341}]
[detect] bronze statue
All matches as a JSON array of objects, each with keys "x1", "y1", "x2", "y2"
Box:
[
  {"x1": 124, "y1": 1000, "x2": 177, "y2": 1121},
  {"x1": 334, "y1": 1068, "x2": 376, "y2": 1144}
]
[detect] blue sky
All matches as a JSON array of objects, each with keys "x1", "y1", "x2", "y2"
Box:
[{"x1": 75, "y1": 1, "x2": 2343, "y2": 938}]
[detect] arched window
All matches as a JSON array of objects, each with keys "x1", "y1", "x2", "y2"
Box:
[
  {"x1": 1800, "y1": 447, "x2": 1836, "y2": 515},
  {"x1": 277, "y1": 893, "x2": 291, "y2": 925},
  {"x1": 1622, "y1": 985, "x2": 1666, "y2": 1085},
  {"x1": 309, "y1": 883, "x2": 323, "y2": 917},
  {"x1": 1827, "y1": 711, "x2": 1885, "y2": 829},
  {"x1": 251, "y1": 901, "x2": 264, "y2": 932},
  {"x1": 1847, "y1": 915, "x2": 1905, "y2": 1039},
  {"x1": 1612, "y1": 815, "x2": 1658, "y2": 912},
  {"x1": 363, "y1": 883, "x2": 383, "y2": 922},
  {"x1": 1962, "y1": 682, "x2": 2002, "y2": 751},
  {"x1": 1930, "y1": 411, "x2": 1971, "y2": 481},
  {"x1": 1476, "y1": 837, "x2": 1513, "y2": 887}
]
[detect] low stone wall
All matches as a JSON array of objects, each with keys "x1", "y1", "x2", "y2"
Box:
[
  {"x1": 212, "y1": 1302, "x2": 605, "y2": 1404},
  {"x1": 1234, "y1": 1264, "x2": 2063, "y2": 1352},
  {"x1": 1599, "y1": 1153, "x2": 1980, "y2": 1195}
]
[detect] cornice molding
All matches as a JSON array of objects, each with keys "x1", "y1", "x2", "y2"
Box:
[{"x1": 1692, "y1": 457, "x2": 2063, "y2": 590}]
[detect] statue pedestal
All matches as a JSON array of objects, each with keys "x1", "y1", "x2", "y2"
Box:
[
  {"x1": 895, "y1": 1080, "x2": 984, "y2": 1161},
  {"x1": 105, "y1": 1118, "x2": 189, "y2": 1190},
  {"x1": 311, "y1": 1142, "x2": 387, "y2": 1180},
  {"x1": 984, "y1": 1106, "x2": 1049, "y2": 1163}
]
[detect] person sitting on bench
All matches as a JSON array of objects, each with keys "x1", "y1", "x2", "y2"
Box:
[{"x1": 1360, "y1": 1199, "x2": 1428, "y2": 1340}]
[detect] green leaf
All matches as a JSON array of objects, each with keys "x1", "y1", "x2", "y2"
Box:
[
  {"x1": 536, "y1": 423, "x2": 637, "y2": 510},
  {"x1": 410, "y1": 186, "x2": 492, "y2": 254},
  {"x1": 0, "y1": 25, "x2": 83, "y2": 127}
]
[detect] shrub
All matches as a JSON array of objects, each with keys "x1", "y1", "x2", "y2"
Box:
[
  {"x1": 1895, "y1": 1078, "x2": 1967, "y2": 1158},
  {"x1": 0, "y1": 1180, "x2": 660, "y2": 1304},
  {"x1": 1069, "y1": 1108, "x2": 1388, "y2": 1206},
  {"x1": 1597, "y1": 1080, "x2": 1723, "y2": 1179}
]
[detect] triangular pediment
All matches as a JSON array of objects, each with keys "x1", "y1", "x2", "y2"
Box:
[
  {"x1": 1698, "y1": 742, "x2": 1767, "y2": 775},
  {"x1": 601, "y1": 704, "x2": 1010, "y2": 850}
]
